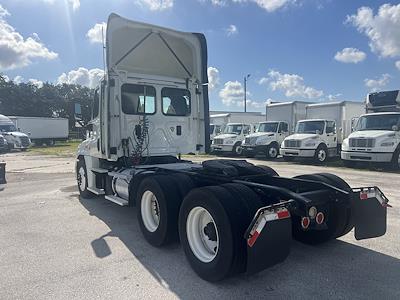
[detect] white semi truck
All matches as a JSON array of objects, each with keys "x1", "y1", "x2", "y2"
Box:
[
  {"x1": 75, "y1": 14, "x2": 389, "y2": 282},
  {"x1": 211, "y1": 123, "x2": 254, "y2": 155},
  {"x1": 342, "y1": 90, "x2": 400, "y2": 169},
  {"x1": 280, "y1": 101, "x2": 364, "y2": 163},
  {"x1": 0, "y1": 114, "x2": 31, "y2": 151},
  {"x1": 9, "y1": 116, "x2": 69, "y2": 146},
  {"x1": 242, "y1": 101, "x2": 309, "y2": 158}
]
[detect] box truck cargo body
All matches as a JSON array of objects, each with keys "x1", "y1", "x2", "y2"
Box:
[
  {"x1": 342, "y1": 90, "x2": 400, "y2": 169},
  {"x1": 266, "y1": 101, "x2": 310, "y2": 132},
  {"x1": 9, "y1": 116, "x2": 69, "y2": 146},
  {"x1": 280, "y1": 101, "x2": 364, "y2": 163}
]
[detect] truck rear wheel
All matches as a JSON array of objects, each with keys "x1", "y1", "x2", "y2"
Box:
[
  {"x1": 76, "y1": 159, "x2": 94, "y2": 198},
  {"x1": 179, "y1": 185, "x2": 261, "y2": 281},
  {"x1": 292, "y1": 173, "x2": 350, "y2": 244},
  {"x1": 137, "y1": 175, "x2": 182, "y2": 247}
]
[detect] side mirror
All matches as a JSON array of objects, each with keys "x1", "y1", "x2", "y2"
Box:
[{"x1": 392, "y1": 125, "x2": 399, "y2": 131}]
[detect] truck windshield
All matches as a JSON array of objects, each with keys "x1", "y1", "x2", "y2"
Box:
[
  {"x1": 224, "y1": 125, "x2": 242, "y2": 135},
  {"x1": 356, "y1": 114, "x2": 400, "y2": 131},
  {"x1": 0, "y1": 124, "x2": 17, "y2": 132},
  {"x1": 296, "y1": 121, "x2": 325, "y2": 134},
  {"x1": 257, "y1": 122, "x2": 278, "y2": 133}
]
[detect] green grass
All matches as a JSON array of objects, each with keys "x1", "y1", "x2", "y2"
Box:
[{"x1": 27, "y1": 140, "x2": 81, "y2": 157}]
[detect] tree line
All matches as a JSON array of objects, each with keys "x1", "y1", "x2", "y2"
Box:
[{"x1": 0, "y1": 75, "x2": 94, "y2": 130}]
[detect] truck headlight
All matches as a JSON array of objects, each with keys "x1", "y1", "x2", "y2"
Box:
[{"x1": 380, "y1": 141, "x2": 395, "y2": 147}]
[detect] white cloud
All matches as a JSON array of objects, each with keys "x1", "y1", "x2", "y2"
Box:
[
  {"x1": 396, "y1": 61, "x2": 400, "y2": 71},
  {"x1": 326, "y1": 93, "x2": 342, "y2": 101},
  {"x1": 347, "y1": 4, "x2": 400, "y2": 58},
  {"x1": 364, "y1": 74, "x2": 390, "y2": 92},
  {"x1": 13, "y1": 75, "x2": 24, "y2": 84},
  {"x1": 136, "y1": 0, "x2": 174, "y2": 11},
  {"x1": 334, "y1": 47, "x2": 366, "y2": 64},
  {"x1": 202, "y1": 0, "x2": 292, "y2": 12},
  {"x1": 219, "y1": 81, "x2": 246, "y2": 106},
  {"x1": 87, "y1": 22, "x2": 106, "y2": 44},
  {"x1": 38, "y1": 0, "x2": 80, "y2": 11},
  {"x1": 1, "y1": 74, "x2": 10, "y2": 82},
  {"x1": 10, "y1": 75, "x2": 43, "y2": 88},
  {"x1": 0, "y1": 5, "x2": 58, "y2": 71},
  {"x1": 28, "y1": 78, "x2": 44, "y2": 88},
  {"x1": 207, "y1": 67, "x2": 220, "y2": 90},
  {"x1": 226, "y1": 24, "x2": 238, "y2": 36},
  {"x1": 259, "y1": 70, "x2": 323, "y2": 99},
  {"x1": 57, "y1": 67, "x2": 104, "y2": 88}
]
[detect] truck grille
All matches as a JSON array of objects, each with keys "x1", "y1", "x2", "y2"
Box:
[
  {"x1": 349, "y1": 138, "x2": 375, "y2": 148},
  {"x1": 20, "y1": 136, "x2": 30, "y2": 148},
  {"x1": 244, "y1": 137, "x2": 257, "y2": 145},
  {"x1": 284, "y1": 140, "x2": 301, "y2": 148},
  {"x1": 213, "y1": 138, "x2": 223, "y2": 145}
]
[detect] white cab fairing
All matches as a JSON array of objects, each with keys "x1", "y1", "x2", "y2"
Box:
[{"x1": 98, "y1": 14, "x2": 209, "y2": 159}]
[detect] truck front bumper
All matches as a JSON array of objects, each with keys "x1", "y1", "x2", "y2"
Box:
[
  {"x1": 341, "y1": 150, "x2": 393, "y2": 162},
  {"x1": 242, "y1": 144, "x2": 268, "y2": 153},
  {"x1": 211, "y1": 144, "x2": 234, "y2": 152},
  {"x1": 280, "y1": 148, "x2": 315, "y2": 158}
]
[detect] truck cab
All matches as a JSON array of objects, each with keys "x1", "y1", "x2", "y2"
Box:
[
  {"x1": 209, "y1": 123, "x2": 222, "y2": 142},
  {"x1": 342, "y1": 112, "x2": 400, "y2": 169},
  {"x1": 280, "y1": 119, "x2": 337, "y2": 163},
  {"x1": 242, "y1": 121, "x2": 289, "y2": 158},
  {"x1": 0, "y1": 114, "x2": 31, "y2": 151},
  {"x1": 211, "y1": 123, "x2": 252, "y2": 155}
]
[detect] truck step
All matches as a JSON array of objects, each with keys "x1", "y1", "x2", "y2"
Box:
[
  {"x1": 105, "y1": 195, "x2": 129, "y2": 206},
  {"x1": 91, "y1": 168, "x2": 108, "y2": 174},
  {"x1": 87, "y1": 187, "x2": 105, "y2": 195}
]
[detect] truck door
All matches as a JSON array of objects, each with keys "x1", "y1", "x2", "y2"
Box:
[
  {"x1": 277, "y1": 122, "x2": 289, "y2": 145},
  {"x1": 325, "y1": 121, "x2": 337, "y2": 148}
]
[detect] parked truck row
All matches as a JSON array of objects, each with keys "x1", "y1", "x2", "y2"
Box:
[
  {"x1": 211, "y1": 92, "x2": 400, "y2": 169},
  {"x1": 74, "y1": 14, "x2": 389, "y2": 282}
]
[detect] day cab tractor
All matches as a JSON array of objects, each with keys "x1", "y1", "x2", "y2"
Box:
[{"x1": 76, "y1": 14, "x2": 390, "y2": 282}]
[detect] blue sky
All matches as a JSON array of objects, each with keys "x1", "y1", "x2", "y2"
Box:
[{"x1": 0, "y1": 0, "x2": 399, "y2": 112}]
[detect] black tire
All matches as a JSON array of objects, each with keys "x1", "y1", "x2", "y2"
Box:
[
  {"x1": 255, "y1": 165, "x2": 279, "y2": 177},
  {"x1": 170, "y1": 173, "x2": 196, "y2": 199},
  {"x1": 391, "y1": 148, "x2": 400, "y2": 171},
  {"x1": 266, "y1": 143, "x2": 279, "y2": 159},
  {"x1": 76, "y1": 158, "x2": 94, "y2": 198},
  {"x1": 292, "y1": 174, "x2": 348, "y2": 244},
  {"x1": 45, "y1": 140, "x2": 55, "y2": 146},
  {"x1": 179, "y1": 185, "x2": 256, "y2": 281},
  {"x1": 232, "y1": 143, "x2": 243, "y2": 156},
  {"x1": 314, "y1": 144, "x2": 328, "y2": 163},
  {"x1": 317, "y1": 173, "x2": 354, "y2": 237},
  {"x1": 137, "y1": 175, "x2": 182, "y2": 247},
  {"x1": 283, "y1": 156, "x2": 294, "y2": 162}
]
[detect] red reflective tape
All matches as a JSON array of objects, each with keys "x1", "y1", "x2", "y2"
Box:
[
  {"x1": 247, "y1": 231, "x2": 260, "y2": 248},
  {"x1": 277, "y1": 210, "x2": 290, "y2": 219},
  {"x1": 360, "y1": 192, "x2": 368, "y2": 200}
]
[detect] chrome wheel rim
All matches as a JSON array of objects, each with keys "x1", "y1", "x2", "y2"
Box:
[
  {"x1": 318, "y1": 149, "x2": 326, "y2": 162},
  {"x1": 141, "y1": 191, "x2": 160, "y2": 232},
  {"x1": 186, "y1": 206, "x2": 219, "y2": 263},
  {"x1": 269, "y1": 147, "x2": 278, "y2": 158},
  {"x1": 78, "y1": 166, "x2": 86, "y2": 192}
]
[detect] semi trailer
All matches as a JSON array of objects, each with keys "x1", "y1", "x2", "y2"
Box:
[
  {"x1": 341, "y1": 90, "x2": 400, "y2": 169},
  {"x1": 241, "y1": 101, "x2": 309, "y2": 158},
  {"x1": 76, "y1": 14, "x2": 389, "y2": 282},
  {"x1": 9, "y1": 116, "x2": 69, "y2": 146},
  {"x1": 280, "y1": 101, "x2": 364, "y2": 163}
]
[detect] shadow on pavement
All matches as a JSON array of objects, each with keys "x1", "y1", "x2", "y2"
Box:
[{"x1": 78, "y1": 194, "x2": 400, "y2": 299}]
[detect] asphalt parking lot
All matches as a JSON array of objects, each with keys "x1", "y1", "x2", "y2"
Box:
[{"x1": 1, "y1": 153, "x2": 400, "y2": 300}]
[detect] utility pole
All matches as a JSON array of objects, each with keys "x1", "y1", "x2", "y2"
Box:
[{"x1": 244, "y1": 74, "x2": 251, "y2": 112}]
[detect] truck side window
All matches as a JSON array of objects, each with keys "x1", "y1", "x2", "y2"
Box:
[
  {"x1": 326, "y1": 121, "x2": 336, "y2": 134},
  {"x1": 162, "y1": 88, "x2": 191, "y2": 116},
  {"x1": 279, "y1": 122, "x2": 288, "y2": 133},
  {"x1": 92, "y1": 89, "x2": 100, "y2": 119},
  {"x1": 121, "y1": 84, "x2": 156, "y2": 115}
]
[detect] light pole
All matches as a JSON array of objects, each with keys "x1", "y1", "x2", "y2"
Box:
[{"x1": 244, "y1": 74, "x2": 251, "y2": 112}]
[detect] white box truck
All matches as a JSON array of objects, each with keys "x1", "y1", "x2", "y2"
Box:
[
  {"x1": 211, "y1": 123, "x2": 255, "y2": 155},
  {"x1": 280, "y1": 101, "x2": 364, "y2": 163},
  {"x1": 74, "y1": 13, "x2": 389, "y2": 282},
  {"x1": 242, "y1": 101, "x2": 309, "y2": 158},
  {"x1": 341, "y1": 90, "x2": 400, "y2": 169},
  {"x1": 0, "y1": 114, "x2": 31, "y2": 151},
  {"x1": 9, "y1": 116, "x2": 69, "y2": 146}
]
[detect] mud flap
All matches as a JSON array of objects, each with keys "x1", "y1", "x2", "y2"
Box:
[
  {"x1": 245, "y1": 207, "x2": 292, "y2": 275},
  {"x1": 353, "y1": 187, "x2": 389, "y2": 240}
]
